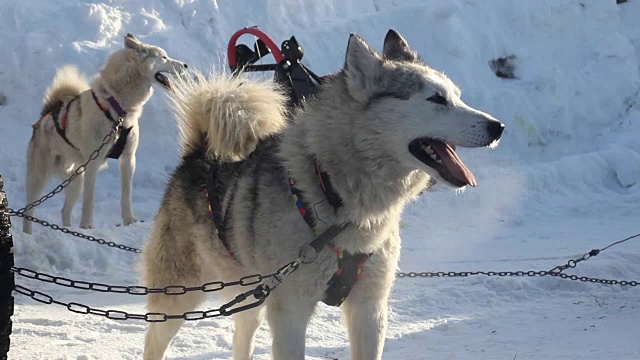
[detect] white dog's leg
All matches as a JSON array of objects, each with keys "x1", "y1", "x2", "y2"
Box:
[
  {"x1": 342, "y1": 294, "x2": 388, "y2": 360},
  {"x1": 143, "y1": 292, "x2": 205, "y2": 360},
  {"x1": 341, "y1": 238, "x2": 399, "y2": 360},
  {"x1": 341, "y1": 244, "x2": 399, "y2": 360},
  {"x1": 266, "y1": 294, "x2": 316, "y2": 360},
  {"x1": 119, "y1": 152, "x2": 137, "y2": 225},
  {"x1": 79, "y1": 161, "x2": 100, "y2": 229},
  {"x1": 232, "y1": 305, "x2": 266, "y2": 360},
  {"x1": 23, "y1": 140, "x2": 52, "y2": 234},
  {"x1": 61, "y1": 172, "x2": 83, "y2": 227}
]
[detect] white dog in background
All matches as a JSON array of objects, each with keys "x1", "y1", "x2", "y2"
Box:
[{"x1": 23, "y1": 34, "x2": 188, "y2": 234}]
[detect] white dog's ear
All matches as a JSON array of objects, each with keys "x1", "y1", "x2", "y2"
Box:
[
  {"x1": 383, "y1": 29, "x2": 419, "y2": 62},
  {"x1": 344, "y1": 33, "x2": 383, "y2": 103},
  {"x1": 124, "y1": 34, "x2": 149, "y2": 58},
  {"x1": 124, "y1": 33, "x2": 142, "y2": 49}
]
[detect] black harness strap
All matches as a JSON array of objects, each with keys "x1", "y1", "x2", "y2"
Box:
[
  {"x1": 51, "y1": 98, "x2": 79, "y2": 150},
  {"x1": 90, "y1": 90, "x2": 132, "y2": 160},
  {"x1": 106, "y1": 126, "x2": 133, "y2": 159},
  {"x1": 314, "y1": 160, "x2": 344, "y2": 210},
  {"x1": 205, "y1": 161, "x2": 236, "y2": 257},
  {"x1": 324, "y1": 249, "x2": 370, "y2": 306}
]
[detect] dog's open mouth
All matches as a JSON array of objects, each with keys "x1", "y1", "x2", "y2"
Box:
[
  {"x1": 155, "y1": 72, "x2": 172, "y2": 91},
  {"x1": 408, "y1": 138, "x2": 477, "y2": 187}
]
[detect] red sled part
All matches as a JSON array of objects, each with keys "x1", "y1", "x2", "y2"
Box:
[{"x1": 227, "y1": 26, "x2": 284, "y2": 71}]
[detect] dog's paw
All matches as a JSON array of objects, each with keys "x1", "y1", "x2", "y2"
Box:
[
  {"x1": 122, "y1": 217, "x2": 138, "y2": 226},
  {"x1": 79, "y1": 223, "x2": 93, "y2": 230}
]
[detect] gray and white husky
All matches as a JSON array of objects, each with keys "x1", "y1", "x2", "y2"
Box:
[
  {"x1": 141, "y1": 30, "x2": 504, "y2": 360},
  {"x1": 23, "y1": 34, "x2": 187, "y2": 234}
]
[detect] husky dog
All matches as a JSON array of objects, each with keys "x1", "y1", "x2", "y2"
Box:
[
  {"x1": 141, "y1": 30, "x2": 504, "y2": 360},
  {"x1": 23, "y1": 34, "x2": 188, "y2": 234}
]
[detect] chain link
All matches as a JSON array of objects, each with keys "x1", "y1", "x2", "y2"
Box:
[
  {"x1": 8, "y1": 189, "x2": 640, "y2": 322},
  {"x1": 11, "y1": 266, "x2": 271, "y2": 295},
  {"x1": 11, "y1": 244, "x2": 640, "y2": 323},
  {"x1": 6, "y1": 211, "x2": 140, "y2": 253},
  {"x1": 395, "y1": 269, "x2": 639, "y2": 286},
  {"x1": 547, "y1": 249, "x2": 600, "y2": 274},
  {"x1": 12, "y1": 258, "x2": 306, "y2": 322},
  {"x1": 14, "y1": 284, "x2": 268, "y2": 322},
  {"x1": 10, "y1": 121, "x2": 121, "y2": 215},
  {"x1": 396, "y1": 247, "x2": 639, "y2": 287}
]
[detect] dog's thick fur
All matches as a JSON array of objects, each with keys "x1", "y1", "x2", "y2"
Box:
[
  {"x1": 142, "y1": 30, "x2": 505, "y2": 360},
  {"x1": 23, "y1": 34, "x2": 187, "y2": 234}
]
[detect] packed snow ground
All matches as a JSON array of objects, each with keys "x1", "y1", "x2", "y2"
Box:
[{"x1": 1, "y1": 0, "x2": 640, "y2": 359}]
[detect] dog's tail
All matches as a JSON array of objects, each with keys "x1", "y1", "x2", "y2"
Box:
[
  {"x1": 168, "y1": 70, "x2": 289, "y2": 161},
  {"x1": 41, "y1": 65, "x2": 90, "y2": 117}
]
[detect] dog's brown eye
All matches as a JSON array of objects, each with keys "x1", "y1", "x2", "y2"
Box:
[
  {"x1": 162, "y1": 56, "x2": 167, "y2": 60},
  {"x1": 427, "y1": 93, "x2": 447, "y2": 106}
]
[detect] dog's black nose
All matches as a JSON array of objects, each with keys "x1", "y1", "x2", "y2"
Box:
[
  {"x1": 487, "y1": 121, "x2": 505, "y2": 140},
  {"x1": 183, "y1": 63, "x2": 188, "y2": 69}
]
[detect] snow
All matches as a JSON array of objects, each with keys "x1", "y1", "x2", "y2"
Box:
[{"x1": 1, "y1": 0, "x2": 640, "y2": 359}]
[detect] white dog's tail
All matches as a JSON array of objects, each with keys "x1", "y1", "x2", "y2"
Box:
[
  {"x1": 41, "y1": 65, "x2": 90, "y2": 116},
  {"x1": 169, "y1": 70, "x2": 288, "y2": 161}
]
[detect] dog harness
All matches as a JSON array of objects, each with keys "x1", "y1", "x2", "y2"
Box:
[
  {"x1": 32, "y1": 90, "x2": 131, "y2": 158},
  {"x1": 204, "y1": 159, "x2": 244, "y2": 258},
  {"x1": 274, "y1": 55, "x2": 370, "y2": 307},
  {"x1": 287, "y1": 161, "x2": 371, "y2": 307},
  {"x1": 33, "y1": 99, "x2": 79, "y2": 150},
  {"x1": 204, "y1": 158, "x2": 370, "y2": 307},
  {"x1": 91, "y1": 90, "x2": 132, "y2": 159}
]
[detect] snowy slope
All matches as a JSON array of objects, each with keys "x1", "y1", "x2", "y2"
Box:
[{"x1": 1, "y1": 0, "x2": 640, "y2": 359}]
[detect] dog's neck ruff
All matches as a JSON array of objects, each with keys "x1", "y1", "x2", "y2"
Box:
[
  {"x1": 91, "y1": 90, "x2": 133, "y2": 160},
  {"x1": 288, "y1": 160, "x2": 371, "y2": 307}
]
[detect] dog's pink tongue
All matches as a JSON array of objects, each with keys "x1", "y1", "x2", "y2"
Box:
[{"x1": 430, "y1": 141, "x2": 477, "y2": 187}]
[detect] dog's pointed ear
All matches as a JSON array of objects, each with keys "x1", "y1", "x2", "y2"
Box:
[
  {"x1": 124, "y1": 34, "x2": 149, "y2": 57},
  {"x1": 124, "y1": 33, "x2": 142, "y2": 49},
  {"x1": 383, "y1": 29, "x2": 419, "y2": 62},
  {"x1": 343, "y1": 33, "x2": 383, "y2": 103}
]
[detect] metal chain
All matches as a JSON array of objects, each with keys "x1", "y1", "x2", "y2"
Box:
[
  {"x1": 547, "y1": 249, "x2": 600, "y2": 274},
  {"x1": 12, "y1": 260, "x2": 303, "y2": 321},
  {"x1": 6, "y1": 211, "x2": 140, "y2": 253},
  {"x1": 13, "y1": 284, "x2": 267, "y2": 322},
  {"x1": 9, "y1": 211, "x2": 640, "y2": 322},
  {"x1": 549, "y1": 272, "x2": 638, "y2": 286},
  {"x1": 11, "y1": 266, "x2": 271, "y2": 295},
  {"x1": 10, "y1": 121, "x2": 122, "y2": 215},
  {"x1": 397, "y1": 235, "x2": 640, "y2": 286},
  {"x1": 395, "y1": 269, "x2": 638, "y2": 286},
  {"x1": 13, "y1": 254, "x2": 638, "y2": 324}
]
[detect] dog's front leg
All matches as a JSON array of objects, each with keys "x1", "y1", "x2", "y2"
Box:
[
  {"x1": 266, "y1": 292, "x2": 316, "y2": 360},
  {"x1": 119, "y1": 152, "x2": 137, "y2": 226},
  {"x1": 341, "y1": 238, "x2": 399, "y2": 360},
  {"x1": 342, "y1": 294, "x2": 388, "y2": 360},
  {"x1": 79, "y1": 161, "x2": 101, "y2": 229}
]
